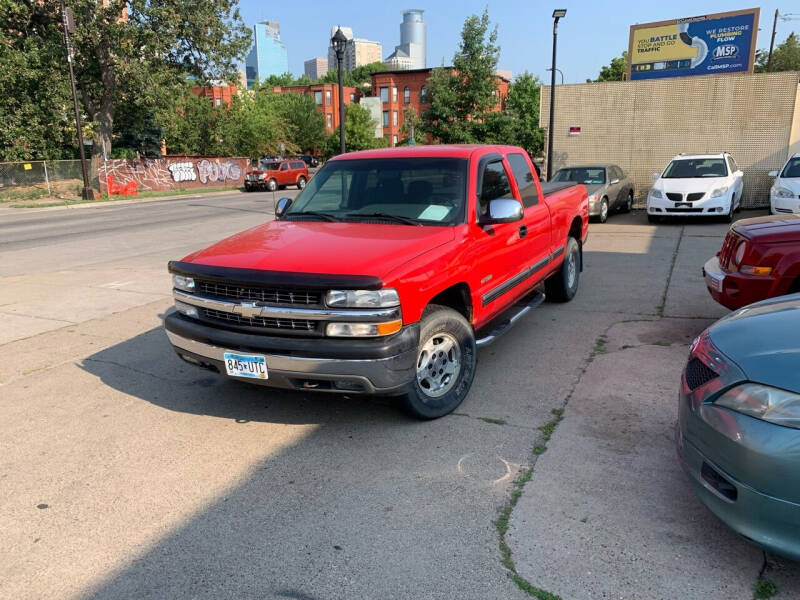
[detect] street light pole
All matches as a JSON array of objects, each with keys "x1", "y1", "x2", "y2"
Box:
[
  {"x1": 331, "y1": 27, "x2": 348, "y2": 155},
  {"x1": 547, "y1": 9, "x2": 566, "y2": 182},
  {"x1": 61, "y1": 3, "x2": 94, "y2": 200},
  {"x1": 767, "y1": 9, "x2": 779, "y2": 72},
  {"x1": 546, "y1": 68, "x2": 564, "y2": 85}
]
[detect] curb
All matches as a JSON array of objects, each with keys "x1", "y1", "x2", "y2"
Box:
[{"x1": 0, "y1": 189, "x2": 245, "y2": 213}]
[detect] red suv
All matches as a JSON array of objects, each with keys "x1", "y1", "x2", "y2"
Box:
[{"x1": 245, "y1": 159, "x2": 308, "y2": 192}]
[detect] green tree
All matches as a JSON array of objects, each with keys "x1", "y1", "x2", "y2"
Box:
[
  {"x1": 589, "y1": 51, "x2": 628, "y2": 82},
  {"x1": 422, "y1": 9, "x2": 500, "y2": 143},
  {"x1": 264, "y1": 72, "x2": 296, "y2": 87},
  {"x1": 321, "y1": 103, "x2": 385, "y2": 158},
  {"x1": 271, "y1": 92, "x2": 325, "y2": 152},
  {"x1": 755, "y1": 32, "x2": 800, "y2": 72},
  {"x1": 505, "y1": 72, "x2": 544, "y2": 156},
  {"x1": 398, "y1": 106, "x2": 425, "y2": 146}
]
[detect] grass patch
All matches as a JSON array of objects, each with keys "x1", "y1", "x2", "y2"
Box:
[
  {"x1": 480, "y1": 417, "x2": 507, "y2": 425},
  {"x1": 753, "y1": 578, "x2": 778, "y2": 599},
  {"x1": 9, "y1": 185, "x2": 241, "y2": 208},
  {"x1": 532, "y1": 445, "x2": 547, "y2": 455},
  {"x1": 538, "y1": 408, "x2": 564, "y2": 443},
  {"x1": 652, "y1": 340, "x2": 671, "y2": 347},
  {"x1": 590, "y1": 334, "x2": 608, "y2": 359}
]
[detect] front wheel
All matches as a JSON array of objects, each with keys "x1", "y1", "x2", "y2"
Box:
[
  {"x1": 624, "y1": 192, "x2": 633, "y2": 213},
  {"x1": 297, "y1": 176, "x2": 307, "y2": 189},
  {"x1": 401, "y1": 305, "x2": 477, "y2": 420},
  {"x1": 267, "y1": 179, "x2": 278, "y2": 192},
  {"x1": 545, "y1": 236, "x2": 580, "y2": 302}
]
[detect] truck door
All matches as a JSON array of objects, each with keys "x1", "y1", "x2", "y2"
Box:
[{"x1": 507, "y1": 152, "x2": 553, "y2": 286}]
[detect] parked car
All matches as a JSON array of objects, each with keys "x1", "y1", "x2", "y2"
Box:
[
  {"x1": 703, "y1": 214, "x2": 800, "y2": 310},
  {"x1": 165, "y1": 145, "x2": 589, "y2": 419},
  {"x1": 677, "y1": 293, "x2": 800, "y2": 561},
  {"x1": 647, "y1": 153, "x2": 743, "y2": 222},
  {"x1": 297, "y1": 154, "x2": 320, "y2": 168},
  {"x1": 551, "y1": 164, "x2": 633, "y2": 223},
  {"x1": 245, "y1": 159, "x2": 308, "y2": 192},
  {"x1": 769, "y1": 153, "x2": 800, "y2": 215}
]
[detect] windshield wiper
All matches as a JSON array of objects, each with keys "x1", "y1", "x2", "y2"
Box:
[
  {"x1": 346, "y1": 212, "x2": 422, "y2": 226},
  {"x1": 285, "y1": 211, "x2": 340, "y2": 222}
]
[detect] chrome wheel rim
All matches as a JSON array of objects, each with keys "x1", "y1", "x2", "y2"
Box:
[
  {"x1": 627, "y1": 195, "x2": 632, "y2": 210},
  {"x1": 416, "y1": 332, "x2": 461, "y2": 399},
  {"x1": 298, "y1": 178, "x2": 306, "y2": 188},
  {"x1": 566, "y1": 250, "x2": 577, "y2": 289},
  {"x1": 601, "y1": 201, "x2": 608, "y2": 221}
]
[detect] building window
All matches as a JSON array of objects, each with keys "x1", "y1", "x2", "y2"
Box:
[
  {"x1": 314, "y1": 91, "x2": 322, "y2": 105},
  {"x1": 420, "y1": 85, "x2": 427, "y2": 103},
  {"x1": 403, "y1": 86, "x2": 410, "y2": 103},
  {"x1": 392, "y1": 111, "x2": 398, "y2": 126},
  {"x1": 325, "y1": 90, "x2": 331, "y2": 105},
  {"x1": 215, "y1": 98, "x2": 221, "y2": 106},
  {"x1": 327, "y1": 113, "x2": 332, "y2": 129},
  {"x1": 382, "y1": 111, "x2": 389, "y2": 127},
  {"x1": 392, "y1": 135, "x2": 398, "y2": 146},
  {"x1": 392, "y1": 86, "x2": 397, "y2": 102},
  {"x1": 380, "y1": 87, "x2": 389, "y2": 103},
  {"x1": 350, "y1": 93, "x2": 355, "y2": 103}
]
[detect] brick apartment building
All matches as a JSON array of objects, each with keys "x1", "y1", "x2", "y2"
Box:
[
  {"x1": 190, "y1": 84, "x2": 237, "y2": 107},
  {"x1": 371, "y1": 68, "x2": 510, "y2": 147},
  {"x1": 273, "y1": 83, "x2": 358, "y2": 134}
]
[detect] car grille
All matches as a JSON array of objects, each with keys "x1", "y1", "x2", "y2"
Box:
[
  {"x1": 666, "y1": 192, "x2": 683, "y2": 202},
  {"x1": 686, "y1": 193, "x2": 705, "y2": 201},
  {"x1": 202, "y1": 308, "x2": 317, "y2": 332},
  {"x1": 196, "y1": 280, "x2": 321, "y2": 306},
  {"x1": 684, "y1": 357, "x2": 718, "y2": 391}
]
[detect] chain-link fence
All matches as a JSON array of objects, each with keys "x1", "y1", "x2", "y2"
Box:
[{"x1": 0, "y1": 160, "x2": 99, "y2": 203}]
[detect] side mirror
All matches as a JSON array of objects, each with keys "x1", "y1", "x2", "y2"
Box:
[
  {"x1": 768, "y1": 170, "x2": 779, "y2": 177},
  {"x1": 481, "y1": 198, "x2": 523, "y2": 224},
  {"x1": 275, "y1": 197, "x2": 292, "y2": 218},
  {"x1": 652, "y1": 173, "x2": 660, "y2": 180},
  {"x1": 609, "y1": 178, "x2": 620, "y2": 185}
]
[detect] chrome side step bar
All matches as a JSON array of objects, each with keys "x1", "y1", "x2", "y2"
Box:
[{"x1": 475, "y1": 290, "x2": 546, "y2": 347}]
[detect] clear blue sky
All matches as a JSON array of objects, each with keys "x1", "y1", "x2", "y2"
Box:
[{"x1": 236, "y1": 1, "x2": 799, "y2": 83}]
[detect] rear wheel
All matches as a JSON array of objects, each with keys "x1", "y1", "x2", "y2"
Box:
[
  {"x1": 402, "y1": 305, "x2": 476, "y2": 420},
  {"x1": 297, "y1": 176, "x2": 307, "y2": 189},
  {"x1": 599, "y1": 199, "x2": 609, "y2": 223},
  {"x1": 624, "y1": 191, "x2": 633, "y2": 213},
  {"x1": 545, "y1": 236, "x2": 580, "y2": 302},
  {"x1": 267, "y1": 178, "x2": 278, "y2": 192}
]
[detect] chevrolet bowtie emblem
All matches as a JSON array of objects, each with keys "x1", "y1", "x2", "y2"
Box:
[{"x1": 234, "y1": 302, "x2": 262, "y2": 318}]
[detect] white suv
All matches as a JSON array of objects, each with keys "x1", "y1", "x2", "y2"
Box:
[
  {"x1": 647, "y1": 153, "x2": 743, "y2": 223},
  {"x1": 769, "y1": 154, "x2": 800, "y2": 215}
]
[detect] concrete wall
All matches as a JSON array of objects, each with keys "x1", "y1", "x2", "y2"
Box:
[
  {"x1": 540, "y1": 71, "x2": 800, "y2": 208},
  {"x1": 97, "y1": 156, "x2": 248, "y2": 195}
]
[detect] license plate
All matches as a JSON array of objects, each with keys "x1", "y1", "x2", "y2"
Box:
[
  {"x1": 223, "y1": 352, "x2": 268, "y2": 379},
  {"x1": 675, "y1": 202, "x2": 692, "y2": 208}
]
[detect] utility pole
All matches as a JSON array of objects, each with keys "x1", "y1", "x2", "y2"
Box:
[
  {"x1": 61, "y1": 3, "x2": 94, "y2": 200},
  {"x1": 547, "y1": 10, "x2": 566, "y2": 181},
  {"x1": 767, "y1": 9, "x2": 779, "y2": 72}
]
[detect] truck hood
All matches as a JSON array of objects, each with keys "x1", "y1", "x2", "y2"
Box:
[
  {"x1": 181, "y1": 220, "x2": 455, "y2": 280},
  {"x1": 732, "y1": 214, "x2": 800, "y2": 242},
  {"x1": 708, "y1": 293, "x2": 800, "y2": 394},
  {"x1": 656, "y1": 177, "x2": 727, "y2": 194}
]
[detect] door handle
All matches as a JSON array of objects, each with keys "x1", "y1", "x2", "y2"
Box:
[{"x1": 518, "y1": 225, "x2": 528, "y2": 238}]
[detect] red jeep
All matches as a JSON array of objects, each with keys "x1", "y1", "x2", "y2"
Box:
[
  {"x1": 166, "y1": 145, "x2": 589, "y2": 418},
  {"x1": 704, "y1": 214, "x2": 800, "y2": 310},
  {"x1": 245, "y1": 158, "x2": 309, "y2": 192}
]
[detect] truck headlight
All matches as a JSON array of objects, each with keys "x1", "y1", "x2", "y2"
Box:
[
  {"x1": 326, "y1": 320, "x2": 402, "y2": 337},
  {"x1": 715, "y1": 383, "x2": 800, "y2": 429},
  {"x1": 258, "y1": 173, "x2": 266, "y2": 180},
  {"x1": 172, "y1": 274, "x2": 195, "y2": 292},
  {"x1": 710, "y1": 186, "x2": 729, "y2": 198},
  {"x1": 776, "y1": 187, "x2": 794, "y2": 198},
  {"x1": 649, "y1": 189, "x2": 663, "y2": 199},
  {"x1": 326, "y1": 289, "x2": 400, "y2": 308}
]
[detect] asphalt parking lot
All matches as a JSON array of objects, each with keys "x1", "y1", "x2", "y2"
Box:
[{"x1": 1, "y1": 195, "x2": 798, "y2": 599}]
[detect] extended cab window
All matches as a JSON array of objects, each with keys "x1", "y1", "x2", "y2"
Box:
[
  {"x1": 479, "y1": 160, "x2": 513, "y2": 218},
  {"x1": 508, "y1": 153, "x2": 539, "y2": 207}
]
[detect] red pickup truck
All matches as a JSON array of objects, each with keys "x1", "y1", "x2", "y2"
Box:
[
  {"x1": 703, "y1": 214, "x2": 800, "y2": 309},
  {"x1": 165, "y1": 145, "x2": 588, "y2": 418}
]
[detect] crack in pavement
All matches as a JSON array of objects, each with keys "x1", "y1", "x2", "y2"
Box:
[{"x1": 657, "y1": 225, "x2": 685, "y2": 316}]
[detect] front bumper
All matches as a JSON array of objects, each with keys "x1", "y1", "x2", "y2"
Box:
[
  {"x1": 770, "y1": 191, "x2": 800, "y2": 214},
  {"x1": 702, "y1": 255, "x2": 776, "y2": 310},
  {"x1": 647, "y1": 194, "x2": 731, "y2": 217},
  {"x1": 164, "y1": 312, "x2": 418, "y2": 395}
]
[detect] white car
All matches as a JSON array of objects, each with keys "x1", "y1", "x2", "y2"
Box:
[
  {"x1": 647, "y1": 153, "x2": 743, "y2": 223},
  {"x1": 769, "y1": 154, "x2": 800, "y2": 214}
]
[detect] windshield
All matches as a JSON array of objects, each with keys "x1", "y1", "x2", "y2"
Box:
[
  {"x1": 552, "y1": 168, "x2": 605, "y2": 185},
  {"x1": 285, "y1": 157, "x2": 468, "y2": 225},
  {"x1": 662, "y1": 159, "x2": 727, "y2": 178},
  {"x1": 780, "y1": 158, "x2": 800, "y2": 178},
  {"x1": 259, "y1": 160, "x2": 280, "y2": 170}
]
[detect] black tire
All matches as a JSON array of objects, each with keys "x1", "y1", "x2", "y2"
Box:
[
  {"x1": 401, "y1": 305, "x2": 477, "y2": 420},
  {"x1": 267, "y1": 178, "x2": 278, "y2": 192},
  {"x1": 297, "y1": 176, "x2": 307, "y2": 189},
  {"x1": 734, "y1": 192, "x2": 742, "y2": 213},
  {"x1": 598, "y1": 198, "x2": 609, "y2": 223},
  {"x1": 723, "y1": 201, "x2": 734, "y2": 223},
  {"x1": 244, "y1": 184, "x2": 253, "y2": 192},
  {"x1": 545, "y1": 236, "x2": 580, "y2": 302},
  {"x1": 623, "y1": 191, "x2": 633, "y2": 213}
]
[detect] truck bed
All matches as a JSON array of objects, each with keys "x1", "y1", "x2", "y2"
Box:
[{"x1": 540, "y1": 181, "x2": 578, "y2": 196}]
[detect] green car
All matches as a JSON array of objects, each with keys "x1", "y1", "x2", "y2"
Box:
[{"x1": 678, "y1": 293, "x2": 800, "y2": 560}]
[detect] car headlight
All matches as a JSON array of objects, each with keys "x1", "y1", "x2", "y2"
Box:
[
  {"x1": 258, "y1": 173, "x2": 266, "y2": 180},
  {"x1": 326, "y1": 289, "x2": 400, "y2": 308},
  {"x1": 172, "y1": 274, "x2": 195, "y2": 292},
  {"x1": 649, "y1": 189, "x2": 663, "y2": 199},
  {"x1": 710, "y1": 186, "x2": 729, "y2": 198},
  {"x1": 776, "y1": 187, "x2": 794, "y2": 198},
  {"x1": 325, "y1": 320, "x2": 402, "y2": 337},
  {"x1": 715, "y1": 383, "x2": 800, "y2": 429}
]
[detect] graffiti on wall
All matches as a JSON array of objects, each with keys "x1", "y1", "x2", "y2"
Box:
[{"x1": 97, "y1": 157, "x2": 247, "y2": 194}]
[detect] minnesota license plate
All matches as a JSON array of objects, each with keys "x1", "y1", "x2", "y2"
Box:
[{"x1": 223, "y1": 352, "x2": 268, "y2": 379}]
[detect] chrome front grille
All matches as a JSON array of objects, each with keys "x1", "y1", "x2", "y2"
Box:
[
  {"x1": 197, "y1": 280, "x2": 321, "y2": 306},
  {"x1": 203, "y1": 307, "x2": 317, "y2": 332}
]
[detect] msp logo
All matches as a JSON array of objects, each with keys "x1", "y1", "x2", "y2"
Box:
[{"x1": 712, "y1": 45, "x2": 739, "y2": 60}]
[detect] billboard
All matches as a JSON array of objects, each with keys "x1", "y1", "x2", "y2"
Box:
[{"x1": 627, "y1": 8, "x2": 759, "y2": 80}]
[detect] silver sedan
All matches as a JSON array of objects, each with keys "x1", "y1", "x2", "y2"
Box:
[{"x1": 551, "y1": 164, "x2": 635, "y2": 223}]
